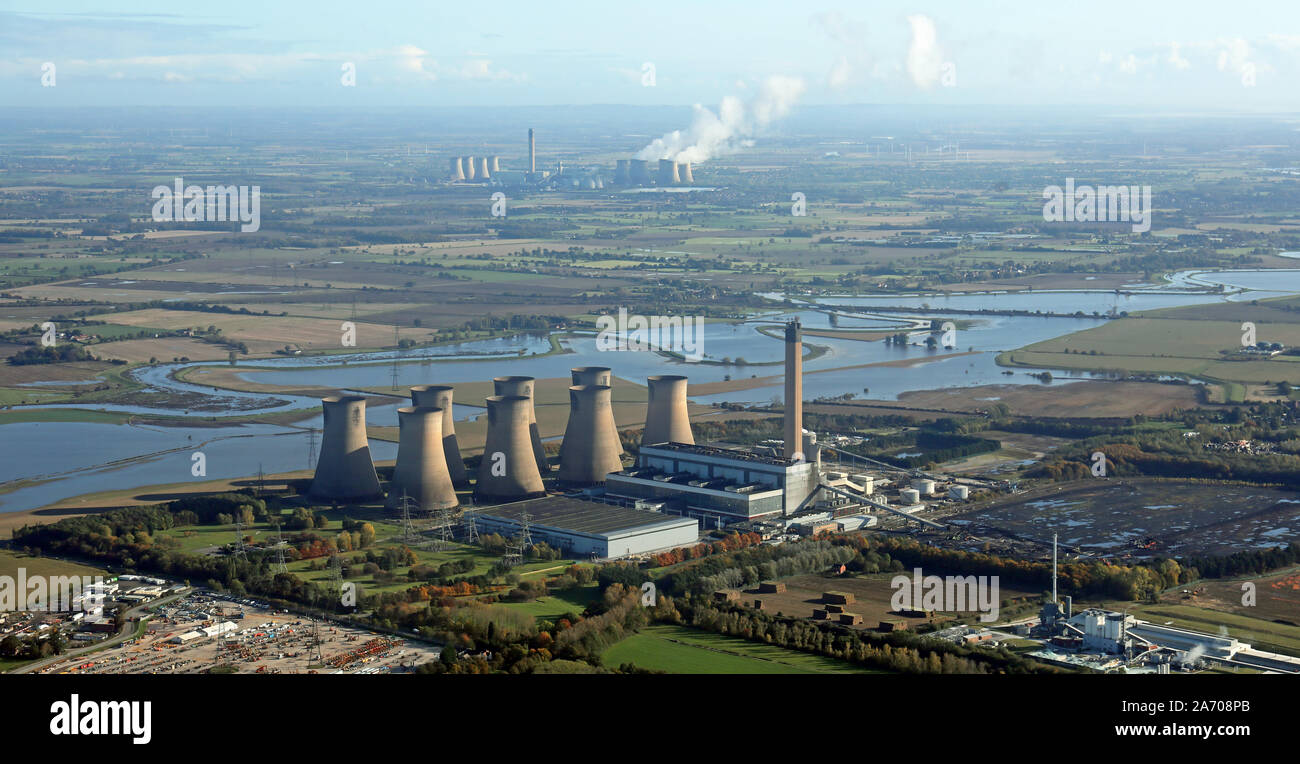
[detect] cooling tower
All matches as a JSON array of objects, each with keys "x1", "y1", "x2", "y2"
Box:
[
  {"x1": 387, "y1": 406, "x2": 459, "y2": 511},
  {"x1": 493, "y1": 375, "x2": 548, "y2": 472},
  {"x1": 658, "y1": 158, "x2": 680, "y2": 185},
  {"x1": 528, "y1": 128, "x2": 536, "y2": 173},
  {"x1": 464, "y1": 155, "x2": 477, "y2": 180},
  {"x1": 677, "y1": 161, "x2": 694, "y2": 184},
  {"x1": 310, "y1": 396, "x2": 382, "y2": 501},
  {"x1": 643, "y1": 375, "x2": 694, "y2": 446},
  {"x1": 614, "y1": 159, "x2": 630, "y2": 184},
  {"x1": 477, "y1": 156, "x2": 491, "y2": 179},
  {"x1": 784, "y1": 320, "x2": 803, "y2": 461},
  {"x1": 558, "y1": 384, "x2": 624, "y2": 485},
  {"x1": 409, "y1": 385, "x2": 469, "y2": 486},
  {"x1": 629, "y1": 159, "x2": 650, "y2": 185},
  {"x1": 571, "y1": 366, "x2": 622, "y2": 455},
  {"x1": 490, "y1": 155, "x2": 500, "y2": 172},
  {"x1": 449, "y1": 156, "x2": 465, "y2": 180},
  {"x1": 475, "y1": 395, "x2": 546, "y2": 501}
]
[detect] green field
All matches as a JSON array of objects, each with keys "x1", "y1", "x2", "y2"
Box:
[
  {"x1": 601, "y1": 624, "x2": 878, "y2": 674},
  {"x1": 498, "y1": 583, "x2": 600, "y2": 620},
  {"x1": 0, "y1": 548, "x2": 106, "y2": 580}
]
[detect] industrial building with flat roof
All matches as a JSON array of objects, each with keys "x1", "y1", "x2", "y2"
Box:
[
  {"x1": 605, "y1": 442, "x2": 820, "y2": 525},
  {"x1": 470, "y1": 495, "x2": 699, "y2": 559}
]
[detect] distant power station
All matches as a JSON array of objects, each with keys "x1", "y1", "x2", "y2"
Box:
[
  {"x1": 476, "y1": 394, "x2": 547, "y2": 502},
  {"x1": 410, "y1": 385, "x2": 468, "y2": 486},
  {"x1": 387, "y1": 406, "x2": 458, "y2": 511}
]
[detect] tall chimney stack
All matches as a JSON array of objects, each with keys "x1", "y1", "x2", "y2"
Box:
[
  {"x1": 558, "y1": 384, "x2": 624, "y2": 485},
  {"x1": 643, "y1": 375, "x2": 693, "y2": 447},
  {"x1": 493, "y1": 376, "x2": 549, "y2": 472},
  {"x1": 310, "y1": 395, "x2": 382, "y2": 501},
  {"x1": 784, "y1": 320, "x2": 803, "y2": 461},
  {"x1": 387, "y1": 406, "x2": 459, "y2": 510},
  {"x1": 528, "y1": 128, "x2": 535, "y2": 173},
  {"x1": 658, "y1": 158, "x2": 680, "y2": 185},
  {"x1": 410, "y1": 385, "x2": 469, "y2": 486},
  {"x1": 475, "y1": 395, "x2": 546, "y2": 502},
  {"x1": 449, "y1": 157, "x2": 465, "y2": 180},
  {"x1": 571, "y1": 367, "x2": 622, "y2": 455},
  {"x1": 464, "y1": 155, "x2": 477, "y2": 180}
]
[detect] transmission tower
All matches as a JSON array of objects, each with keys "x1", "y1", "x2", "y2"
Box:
[
  {"x1": 307, "y1": 613, "x2": 325, "y2": 670},
  {"x1": 306, "y1": 427, "x2": 318, "y2": 471},
  {"x1": 397, "y1": 493, "x2": 420, "y2": 546},
  {"x1": 254, "y1": 463, "x2": 266, "y2": 498},
  {"x1": 271, "y1": 524, "x2": 288, "y2": 575},
  {"x1": 389, "y1": 324, "x2": 401, "y2": 391},
  {"x1": 462, "y1": 511, "x2": 479, "y2": 544},
  {"x1": 231, "y1": 512, "x2": 247, "y2": 560},
  {"x1": 502, "y1": 512, "x2": 532, "y2": 568}
]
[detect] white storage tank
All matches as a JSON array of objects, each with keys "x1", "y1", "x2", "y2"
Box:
[
  {"x1": 948, "y1": 485, "x2": 970, "y2": 500},
  {"x1": 912, "y1": 478, "x2": 937, "y2": 495},
  {"x1": 900, "y1": 488, "x2": 921, "y2": 504}
]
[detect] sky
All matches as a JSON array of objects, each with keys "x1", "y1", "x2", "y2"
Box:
[{"x1": 2, "y1": 1, "x2": 1299, "y2": 111}]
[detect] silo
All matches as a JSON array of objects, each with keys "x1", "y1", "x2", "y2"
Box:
[
  {"x1": 409, "y1": 385, "x2": 469, "y2": 486},
  {"x1": 571, "y1": 366, "x2": 622, "y2": 455},
  {"x1": 900, "y1": 488, "x2": 921, "y2": 505},
  {"x1": 474, "y1": 395, "x2": 546, "y2": 502},
  {"x1": 310, "y1": 395, "x2": 382, "y2": 501},
  {"x1": 615, "y1": 159, "x2": 630, "y2": 184},
  {"x1": 558, "y1": 384, "x2": 624, "y2": 485},
  {"x1": 642, "y1": 375, "x2": 693, "y2": 446},
  {"x1": 477, "y1": 156, "x2": 491, "y2": 179},
  {"x1": 449, "y1": 157, "x2": 465, "y2": 180},
  {"x1": 676, "y1": 161, "x2": 694, "y2": 184},
  {"x1": 657, "y1": 158, "x2": 680, "y2": 185},
  {"x1": 387, "y1": 406, "x2": 459, "y2": 511},
  {"x1": 489, "y1": 155, "x2": 500, "y2": 172},
  {"x1": 493, "y1": 375, "x2": 548, "y2": 472},
  {"x1": 912, "y1": 478, "x2": 937, "y2": 495},
  {"x1": 629, "y1": 159, "x2": 650, "y2": 185},
  {"x1": 464, "y1": 155, "x2": 477, "y2": 180},
  {"x1": 948, "y1": 485, "x2": 970, "y2": 500}
]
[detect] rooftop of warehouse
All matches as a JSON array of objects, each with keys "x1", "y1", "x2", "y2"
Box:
[
  {"x1": 473, "y1": 495, "x2": 697, "y2": 537},
  {"x1": 641, "y1": 441, "x2": 798, "y2": 467}
]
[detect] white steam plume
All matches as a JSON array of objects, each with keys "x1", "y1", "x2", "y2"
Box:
[
  {"x1": 905, "y1": 15, "x2": 945, "y2": 89},
  {"x1": 636, "y1": 75, "x2": 805, "y2": 164}
]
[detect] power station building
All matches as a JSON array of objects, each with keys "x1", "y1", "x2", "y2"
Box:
[
  {"x1": 470, "y1": 495, "x2": 699, "y2": 559},
  {"x1": 605, "y1": 443, "x2": 820, "y2": 525}
]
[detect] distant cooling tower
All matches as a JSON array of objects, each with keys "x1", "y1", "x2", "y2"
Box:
[
  {"x1": 558, "y1": 384, "x2": 624, "y2": 485},
  {"x1": 387, "y1": 406, "x2": 459, "y2": 511},
  {"x1": 475, "y1": 395, "x2": 546, "y2": 501},
  {"x1": 477, "y1": 156, "x2": 491, "y2": 179},
  {"x1": 489, "y1": 155, "x2": 500, "y2": 172},
  {"x1": 643, "y1": 375, "x2": 694, "y2": 447},
  {"x1": 658, "y1": 158, "x2": 680, "y2": 185},
  {"x1": 449, "y1": 157, "x2": 465, "y2": 180},
  {"x1": 629, "y1": 159, "x2": 650, "y2": 185},
  {"x1": 409, "y1": 385, "x2": 469, "y2": 485},
  {"x1": 614, "y1": 159, "x2": 630, "y2": 184},
  {"x1": 571, "y1": 366, "x2": 622, "y2": 455},
  {"x1": 310, "y1": 396, "x2": 382, "y2": 501},
  {"x1": 676, "y1": 161, "x2": 694, "y2": 184},
  {"x1": 464, "y1": 155, "x2": 477, "y2": 180},
  {"x1": 493, "y1": 376, "x2": 548, "y2": 472}
]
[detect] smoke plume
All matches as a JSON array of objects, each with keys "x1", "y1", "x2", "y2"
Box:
[{"x1": 636, "y1": 75, "x2": 805, "y2": 164}]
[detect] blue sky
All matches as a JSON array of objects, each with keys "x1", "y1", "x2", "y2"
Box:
[{"x1": 2, "y1": 1, "x2": 1298, "y2": 110}]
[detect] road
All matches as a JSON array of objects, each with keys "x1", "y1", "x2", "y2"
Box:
[{"x1": 11, "y1": 588, "x2": 192, "y2": 674}]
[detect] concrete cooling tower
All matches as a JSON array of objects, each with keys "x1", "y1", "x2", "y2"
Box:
[
  {"x1": 477, "y1": 156, "x2": 491, "y2": 179},
  {"x1": 310, "y1": 395, "x2": 382, "y2": 501},
  {"x1": 489, "y1": 155, "x2": 500, "y2": 172},
  {"x1": 449, "y1": 157, "x2": 465, "y2": 180},
  {"x1": 475, "y1": 395, "x2": 546, "y2": 502},
  {"x1": 642, "y1": 375, "x2": 694, "y2": 447},
  {"x1": 571, "y1": 366, "x2": 622, "y2": 455},
  {"x1": 464, "y1": 155, "x2": 477, "y2": 180},
  {"x1": 614, "y1": 159, "x2": 630, "y2": 184},
  {"x1": 676, "y1": 161, "x2": 694, "y2": 184},
  {"x1": 558, "y1": 384, "x2": 624, "y2": 485},
  {"x1": 409, "y1": 385, "x2": 469, "y2": 486},
  {"x1": 658, "y1": 158, "x2": 680, "y2": 185},
  {"x1": 387, "y1": 406, "x2": 459, "y2": 511},
  {"x1": 493, "y1": 376, "x2": 548, "y2": 472},
  {"x1": 629, "y1": 159, "x2": 650, "y2": 185}
]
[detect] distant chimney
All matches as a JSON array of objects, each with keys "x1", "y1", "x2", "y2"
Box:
[
  {"x1": 643, "y1": 375, "x2": 693, "y2": 447},
  {"x1": 658, "y1": 158, "x2": 680, "y2": 185},
  {"x1": 493, "y1": 376, "x2": 548, "y2": 472},
  {"x1": 571, "y1": 367, "x2": 622, "y2": 455},
  {"x1": 449, "y1": 157, "x2": 465, "y2": 180},
  {"x1": 410, "y1": 385, "x2": 469, "y2": 486},
  {"x1": 310, "y1": 396, "x2": 382, "y2": 501},
  {"x1": 387, "y1": 406, "x2": 458, "y2": 511},
  {"x1": 528, "y1": 128, "x2": 535, "y2": 173},
  {"x1": 676, "y1": 161, "x2": 693, "y2": 184},
  {"x1": 475, "y1": 395, "x2": 546, "y2": 501},
  {"x1": 784, "y1": 320, "x2": 803, "y2": 461},
  {"x1": 558, "y1": 384, "x2": 624, "y2": 485},
  {"x1": 464, "y1": 155, "x2": 477, "y2": 180}
]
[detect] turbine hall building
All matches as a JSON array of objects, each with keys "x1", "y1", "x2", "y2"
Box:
[{"x1": 469, "y1": 495, "x2": 699, "y2": 559}]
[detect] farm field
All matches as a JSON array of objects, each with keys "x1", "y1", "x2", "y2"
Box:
[
  {"x1": 0, "y1": 548, "x2": 106, "y2": 580},
  {"x1": 601, "y1": 624, "x2": 878, "y2": 674}
]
